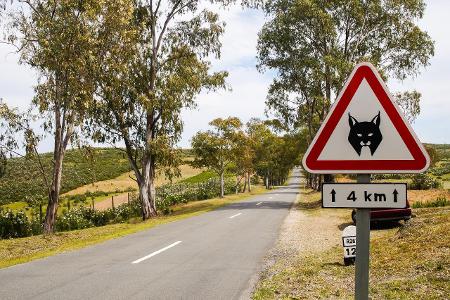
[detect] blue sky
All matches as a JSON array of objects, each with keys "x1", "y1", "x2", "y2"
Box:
[{"x1": 0, "y1": 1, "x2": 448, "y2": 152}]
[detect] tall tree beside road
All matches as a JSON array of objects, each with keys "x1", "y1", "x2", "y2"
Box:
[
  {"x1": 2, "y1": 0, "x2": 100, "y2": 233},
  {"x1": 89, "y1": 0, "x2": 229, "y2": 219},
  {"x1": 191, "y1": 117, "x2": 242, "y2": 198},
  {"x1": 257, "y1": 0, "x2": 434, "y2": 187}
]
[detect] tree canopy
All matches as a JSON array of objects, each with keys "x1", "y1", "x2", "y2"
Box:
[{"x1": 257, "y1": 0, "x2": 434, "y2": 141}]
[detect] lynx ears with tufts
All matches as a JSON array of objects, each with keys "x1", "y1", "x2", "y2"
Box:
[
  {"x1": 348, "y1": 113, "x2": 358, "y2": 127},
  {"x1": 371, "y1": 111, "x2": 381, "y2": 127}
]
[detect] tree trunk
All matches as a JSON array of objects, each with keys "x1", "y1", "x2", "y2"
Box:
[
  {"x1": 220, "y1": 171, "x2": 224, "y2": 198},
  {"x1": 242, "y1": 176, "x2": 247, "y2": 193},
  {"x1": 247, "y1": 172, "x2": 251, "y2": 192},
  {"x1": 43, "y1": 144, "x2": 64, "y2": 234},
  {"x1": 140, "y1": 156, "x2": 157, "y2": 220}
]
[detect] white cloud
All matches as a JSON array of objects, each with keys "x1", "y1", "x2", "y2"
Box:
[{"x1": 389, "y1": 0, "x2": 450, "y2": 143}]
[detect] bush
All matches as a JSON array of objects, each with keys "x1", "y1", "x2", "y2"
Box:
[
  {"x1": 0, "y1": 209, "x2": 33, "y2": 238},
  {"x1": 412, "y1": 197, "x2": 449, "y2": 208},
  {"x1": 56, "y1": 208, "x2": 94, "y2": 231},
  {"x1": 410, "y1": 173, "x2": 442, "y2": 190}
]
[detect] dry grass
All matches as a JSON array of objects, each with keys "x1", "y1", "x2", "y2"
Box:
[
  {"x1": 253, "y1": 189, "x2": 450, "y2": 300},
  {"x1": 0, "y1": 186, "x2": 266, "y2": 269},
  {"x1": 408, "y1": 189, "x2": 449, "y2": 204},
  {"x1": 62, "y1": 164, "x2": 202, "y2": 196}
]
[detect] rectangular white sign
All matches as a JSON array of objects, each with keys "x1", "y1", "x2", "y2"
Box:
[
  {"x1": 322, "y1": 183, "x2": 407, "y2": 208},
  {"x1": 343, "y1": 236, "x2": 356, "y2": 247}
]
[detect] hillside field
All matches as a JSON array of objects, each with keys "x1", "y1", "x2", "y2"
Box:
[{"x1": 0, "y1": 148, "x2": 197, "y2": 206}]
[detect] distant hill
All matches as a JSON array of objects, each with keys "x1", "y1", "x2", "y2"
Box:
[{"x1": 0, "y1": 148, "x2": 131, "y2": 205}]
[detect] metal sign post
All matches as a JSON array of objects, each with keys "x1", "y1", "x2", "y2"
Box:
[
  {"x1": 302, "y1": 62, "x2": 431, "y2": 300},
  {"x1": 355, "y1": 174, "x2": 370, "y2": 300}
]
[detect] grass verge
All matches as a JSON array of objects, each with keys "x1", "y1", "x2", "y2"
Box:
[
  {"x1": 253, "y1": 206, "x2": 450, "y2": 299},
  {"x1": 0, "y1": 186, "x2": 267, "y2": 269}
]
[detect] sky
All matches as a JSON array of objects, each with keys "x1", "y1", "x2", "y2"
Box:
[{"x1": 0, "y1": 1, "x2": 449, "y2": 153}]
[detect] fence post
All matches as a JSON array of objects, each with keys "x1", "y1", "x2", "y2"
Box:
[
  {"x1": 112, "y1": 196, "x2": 115, "y2": 210},
  {"x1": 92, "y1": 198, "x2": 94, "y2": 210},
  {"x1": 128, "y1": 193, "x2": 130, "y2": 204},
  {"x1": 67, "y1": 199, "x2": 70, "y2": 210}
]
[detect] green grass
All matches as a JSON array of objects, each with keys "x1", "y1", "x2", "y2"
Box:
[
  {"x1": 413, "y1": 197, "x2": 449, "y2": 208},
  {"x1": 0, "y1": 186, "x2": 267, "y2": 269},
  {"x1": 180, "y1": 170, "x2": 235, "y2": 184},
  {"x1": 253, "y1": 207, "x2": 450, "y2": 299},
  {"x1": 1, "y1": 201, "x2": 28, "y2": 211},
  {"x1": 0, "y1": 148, "x2": 133, "y2": 205},
  {"x1": 180, "y1": 170, "x2": 217, "y2": 183}
]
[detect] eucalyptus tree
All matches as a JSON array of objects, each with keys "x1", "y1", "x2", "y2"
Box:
[
  {"x1": 3, "y1": 0, "x2": 101, "y2": 232},
  {"x1": 191, "y1": 117, "x2": 242, "y2": 198},
  {"x1": 257, "y1": 0, "x2": 435, "y2": 141},
  {"x1": 246, "y1": 119, "x2": 276, "y2": 188},
  {"x1": 90, "y1": 0, "x2": 238, "y2": 218},
  {"x1": 257, "y1": 0, "x2": 434, "y2": 188}
]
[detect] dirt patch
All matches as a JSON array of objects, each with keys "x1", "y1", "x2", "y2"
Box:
[
  {"x1": 94, "y1": 193, "x2": 130, "y2": 211},
  {"x1": 408, "y1": 189, "x2": 449, "y2": 204}
]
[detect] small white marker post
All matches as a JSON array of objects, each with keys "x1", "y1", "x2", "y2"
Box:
[{"x1": 342, "y1": 225, "x2": 356, "y2": 266}]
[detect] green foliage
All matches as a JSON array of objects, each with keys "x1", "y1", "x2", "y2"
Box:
[
  {"x1": 0, "y1": 151, "x2": 6, "y2": 178},
  {"x1": 55, "y1": 200, "x2": 143, "y2": 231},
  {"x1": 430, "y1": 162, "x2": 450, "y2": 177},
  {"x1": 191, "y1": 117, "x2": 243, "y2": 174},
  {"x1": 181, "y1": 170, "x2": 217, "y2": 184},
  {"x1": 0, "y1": 148, "x2": 131, "y2": 205},
  {"x1": 412, "y1": 197, "x2": 449, "y2": 209},
  {"x1": 410, "y1": 173, "x2": 442, "y2": 190},
  {"x1": 257, "y1": 0, "x2": 434, "y2": 135},
  {"x1": 156, "y1": 178, "x2": 235, "y2": 214},
  {"x1": 0, "y1": 209, "x2": 41, "y2": 239},
  {"x1": 0, "y1": 174, "x2": 237, "y2": 238},
  {"x1": 55, "y1": 209, "x2": 94, "y2": 232}
]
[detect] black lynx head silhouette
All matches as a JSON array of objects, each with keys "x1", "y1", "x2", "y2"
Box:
[{"x1": 348, "y1": 112, "x2": 383, "y2": 156}]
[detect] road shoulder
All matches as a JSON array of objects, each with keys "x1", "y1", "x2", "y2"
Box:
[{"x1": 252, "y1": 181, "x2": 450, "y2": 299}]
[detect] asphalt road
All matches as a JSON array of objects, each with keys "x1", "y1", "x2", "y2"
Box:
[{"x1": 0, "y1": 169, "x2": 301, "y2": 300}]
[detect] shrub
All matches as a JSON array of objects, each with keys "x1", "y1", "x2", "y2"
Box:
[
  {"x1": 410, "y1": 173, "x2": 442, "y2": 190},
  {"x1": 56, "y1": 209, "x2": 94, "y2": 231},
  {"x1": 0, "y1": 209, "x2": 33, "y2": 238},
  {"x1": 413, "y1": 197, "x2": 450, "y2": 208}
]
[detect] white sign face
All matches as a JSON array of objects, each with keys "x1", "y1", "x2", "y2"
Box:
[
  {"x1": 322, "y1": 183, "x2": 407, "y2": 208},
  {"x1": 342, "y1": 225, "x2": 356, "y2": 259},
  {"x1": 302, "y1": 62, "x2": 430, "y2": 174},
  {"x1": 318, "y1": 79, "x2": 413, "y2": 161}
]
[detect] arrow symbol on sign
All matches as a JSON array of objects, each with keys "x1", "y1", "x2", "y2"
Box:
[
  {"x1": 393, "y1": 189, "x2": 398, "y2": 202},
  {"x1": 331, "y1": 189, "x2": 336, "y2": 202}
]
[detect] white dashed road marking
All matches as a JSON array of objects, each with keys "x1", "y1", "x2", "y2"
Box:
[
  {"x1": 229, "y1": 213, "x2": 242, "y2": 219},
  {"x1": 132, "y1": 241, "x2": 182, "y2": 264}
]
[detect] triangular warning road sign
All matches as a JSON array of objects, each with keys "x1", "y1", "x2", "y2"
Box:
[{"x1": 302, "y1": 62, "x2": 430, "y2": 174}]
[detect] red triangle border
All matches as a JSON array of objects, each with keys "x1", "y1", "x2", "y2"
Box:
[{"x1": 303, "y1": 63, "x2": 429, "y2": 173}]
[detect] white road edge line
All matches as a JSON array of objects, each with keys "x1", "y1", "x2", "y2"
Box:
[
  {"x1": 132, "y1": 241, "x2": 182, "y2": 264},
  {"x1": 256, "y1": 202, "x2": 263, "y2": 206},
  {"x1": 229, "y1": 213, "x2": 242, "y2": 219}
]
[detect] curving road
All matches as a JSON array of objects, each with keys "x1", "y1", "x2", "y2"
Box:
[{"x1": 0, "y1": 169, "x2": 301, "y2": 300}]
